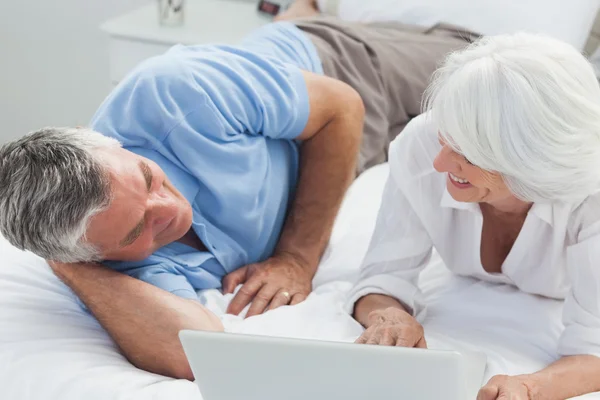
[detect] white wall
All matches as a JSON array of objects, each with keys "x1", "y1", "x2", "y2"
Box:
[{"x1": 0, "y1": 0, "x2": 150, "y2": 144}]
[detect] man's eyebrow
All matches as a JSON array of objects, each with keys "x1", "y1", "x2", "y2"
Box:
[
  {"x1": 140, "y1": 161, "x2": 152, "y2": 193},
  {"x1": 119, "y1": 220, "x2": 145, "y2": 248}
]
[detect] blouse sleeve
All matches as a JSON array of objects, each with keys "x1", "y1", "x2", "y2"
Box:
[
  {"x1": 344, "y1": 162, "x2": 433, "y2": 317},
  {"x1": 559, "y1": 217, "x2": 600, "y2": 358}
]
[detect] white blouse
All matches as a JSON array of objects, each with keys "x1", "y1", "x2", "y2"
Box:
[{"x1": 346, "y1": 113, "x2": 600, "y2": 357}]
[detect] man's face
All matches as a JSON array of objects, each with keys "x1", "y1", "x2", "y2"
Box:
[{"x1": 85, "y1": 148, "x2": 193, "y2": 261}]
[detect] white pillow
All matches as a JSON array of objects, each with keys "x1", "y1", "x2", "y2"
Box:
[
  {"x1": 318, "y1": 0, "x2": 599, "y2": 51},
  {"x1": 0, "y1": 236, "x2": 199, "y2": 400}
]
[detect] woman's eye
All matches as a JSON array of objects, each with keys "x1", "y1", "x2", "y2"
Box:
[{"x1": 464, "y1": 156, "x2": 474, "y2": 165}]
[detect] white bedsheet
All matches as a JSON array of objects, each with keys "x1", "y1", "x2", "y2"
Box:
[{"x1": 1, "y1": 164, "x2": 599, "y2": 400}]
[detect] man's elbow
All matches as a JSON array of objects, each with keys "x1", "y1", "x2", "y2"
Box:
[
  {"x1": 133, "y1": 352, "x2": 195, "y2": 381},
  {"x1": 339, "y1": 85, "x2": 365, "y2": 143},
  {"x1": 167, "y1": 360, "x2": 195, "y2": 381},
  {"x1": 349, "y1": 86, "x2": 366, "y2": 119},
  {"x1": 339, "y1": 84, "x2": 365, "y2": 121}
]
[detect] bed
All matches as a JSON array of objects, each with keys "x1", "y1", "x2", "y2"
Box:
[
  {"x1": 318, "y1": 0, "x2": 600, "y2": 52},
  {"x1": 1, "y1": 163, "x2": 599, "y2": 399},
  {"x1": 3, "y1": 2, "x2": 600, "y2": 398}
]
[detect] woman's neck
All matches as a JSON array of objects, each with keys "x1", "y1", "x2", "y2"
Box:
[{"x1": 482, "y1": 197, "x2": 533, "y2": 217}]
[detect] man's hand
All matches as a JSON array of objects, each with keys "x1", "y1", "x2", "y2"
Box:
[
  {"x1": 223, "y1": 252, "x2": 313, "y2": 317},
  {"x1": 477, "y1": 375, "x2": 540, "y2": 400},
  {"x1": 355, "y1": 307, "x2": 427, "y2": 348}
]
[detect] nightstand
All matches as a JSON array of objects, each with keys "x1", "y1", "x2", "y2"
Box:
[{"x1": 101, "y1": 0, "x2": 271, "y2": 86}]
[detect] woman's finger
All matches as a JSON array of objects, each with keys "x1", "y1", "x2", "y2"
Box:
[
  {"x1": 380, "y1": 330, "x2": 395, "y2": 346},
  {"x1": 366, "y1": 329, "x2": 382, "y2": 345},
  {"x1": 477, "y1": 383, "x2": 499, "y2": 400},
  {"x1": 355, "y1": 327, "x2": 375, "y2": 344}
]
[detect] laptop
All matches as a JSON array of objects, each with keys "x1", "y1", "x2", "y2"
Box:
[{"x1": 179, "y1": 330, "x2": 487, "y2": 400}]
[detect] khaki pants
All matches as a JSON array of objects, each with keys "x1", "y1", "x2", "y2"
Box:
[{"x1": 294, "y1": 17, "x2": 479, "y2": 173}]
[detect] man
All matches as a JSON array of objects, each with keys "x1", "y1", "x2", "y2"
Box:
[{"x1": 0, "y1": 7, "x2": 474, "y2": 379}]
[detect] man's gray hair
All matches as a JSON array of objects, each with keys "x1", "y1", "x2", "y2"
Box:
[{"x1": 0, "y1": 127, "x2": 121, "y2": 262}]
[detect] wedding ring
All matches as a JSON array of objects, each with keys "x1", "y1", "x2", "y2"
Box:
[{"x1": 281, "y1": 291, "x2": 291, "y2": 299}]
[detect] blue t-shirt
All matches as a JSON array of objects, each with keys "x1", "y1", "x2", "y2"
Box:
[{"x1": 89, "y1": 22, "x2": 323, "y2": 299}]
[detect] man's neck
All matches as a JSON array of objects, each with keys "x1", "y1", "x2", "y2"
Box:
[{"x1": 177, "y1": 229, "x2": 208, "y2": 252}]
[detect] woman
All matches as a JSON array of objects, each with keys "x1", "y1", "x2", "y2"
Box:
[{"x1": 347, "y1": 33, "x2": 600, "y2": 399}]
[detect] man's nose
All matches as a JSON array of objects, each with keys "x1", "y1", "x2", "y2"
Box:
[{"x1": 148, "y1": 191, "x2": 172, "y2": 225}]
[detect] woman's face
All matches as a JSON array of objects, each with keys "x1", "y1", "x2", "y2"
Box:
[{"x1": 433, "y1": 136, "x2": 516, "y2": 205}]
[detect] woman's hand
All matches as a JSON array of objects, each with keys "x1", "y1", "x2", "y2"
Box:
[
  {"x1": 355, "y1": 307, "x2": 427, "y2": 348},
  {"x1": 477, "y1": 375, "x2": 539, "y2": 400}
]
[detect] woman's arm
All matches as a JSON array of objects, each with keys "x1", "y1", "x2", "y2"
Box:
[
  {"x1": 478, "y1": 355, "x2": 600, "y2": 400},
  {"x1": 50, "y1": 261, "x2": 224, "y2": 380},
  {"x1": 346, "y1": 129, "x2": 436, "y2": 346},
  {"x1": 480, "y1": 207, "x2": 600, "y2": 399},
  {"x1": 353, "y1": 293, "x2": 409, "y2": 327},
  {"x1": 533, "y1": 355, "x2": 600, "y2": 398},
  {"x1": 346, "y1": 147, "x2": 434, "y2": 324}
]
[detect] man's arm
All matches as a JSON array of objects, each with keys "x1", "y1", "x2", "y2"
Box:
[
  {"x1": 224, "y1": 71, "x2": 364, "y2": 316},
  {"x1": 276, "y1": 71, "x2": 364, "y2": 272},
  {"x1": 50, "y1": 261, "x2": 224, "y2": 380}
]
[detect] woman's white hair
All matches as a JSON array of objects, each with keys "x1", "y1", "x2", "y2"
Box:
[{"x1": 423, "y1": 32, "x2": 600, "y2": 203}]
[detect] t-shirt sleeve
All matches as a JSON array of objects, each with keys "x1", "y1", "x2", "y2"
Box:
[
  {"x1": 90, "y1": 45, "x2": 311, "y2": 144},
  {"x1": 126, "y1": 265, "x2": 198, "y2": 299},
  {"x1": 104, "y1": 260, "x2": 198, "y2": 300},
  {"x1": 178, "y1": 45, "x2": 311, "y2": 140}
]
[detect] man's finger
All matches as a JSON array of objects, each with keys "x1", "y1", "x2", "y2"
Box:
[
  {"x1": 246, "y1": 285, "x2": 280, "y2": 318},
  {"x1": 415, "y1": 336, "x2": 428, "y2": 349},
  {"x1": 267, "y1": 290, "x2": 293, "y2": 312},
  {"x1": 222, "y1": 266, "x2": 247, "y2": 294},
  {"x1": 477, "y1": 384, "x2": 499, "y2": 400},
  {"x1": 226, "y1": 276, "x2": 263, "y2": 315},
  {"x1": 290, "y1": 293, "x2": 307, "y2": 306}
]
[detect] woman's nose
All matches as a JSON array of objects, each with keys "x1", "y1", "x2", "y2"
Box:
[{"x1": 433, "y1": 145, "x2": 461, "y2": 174}]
